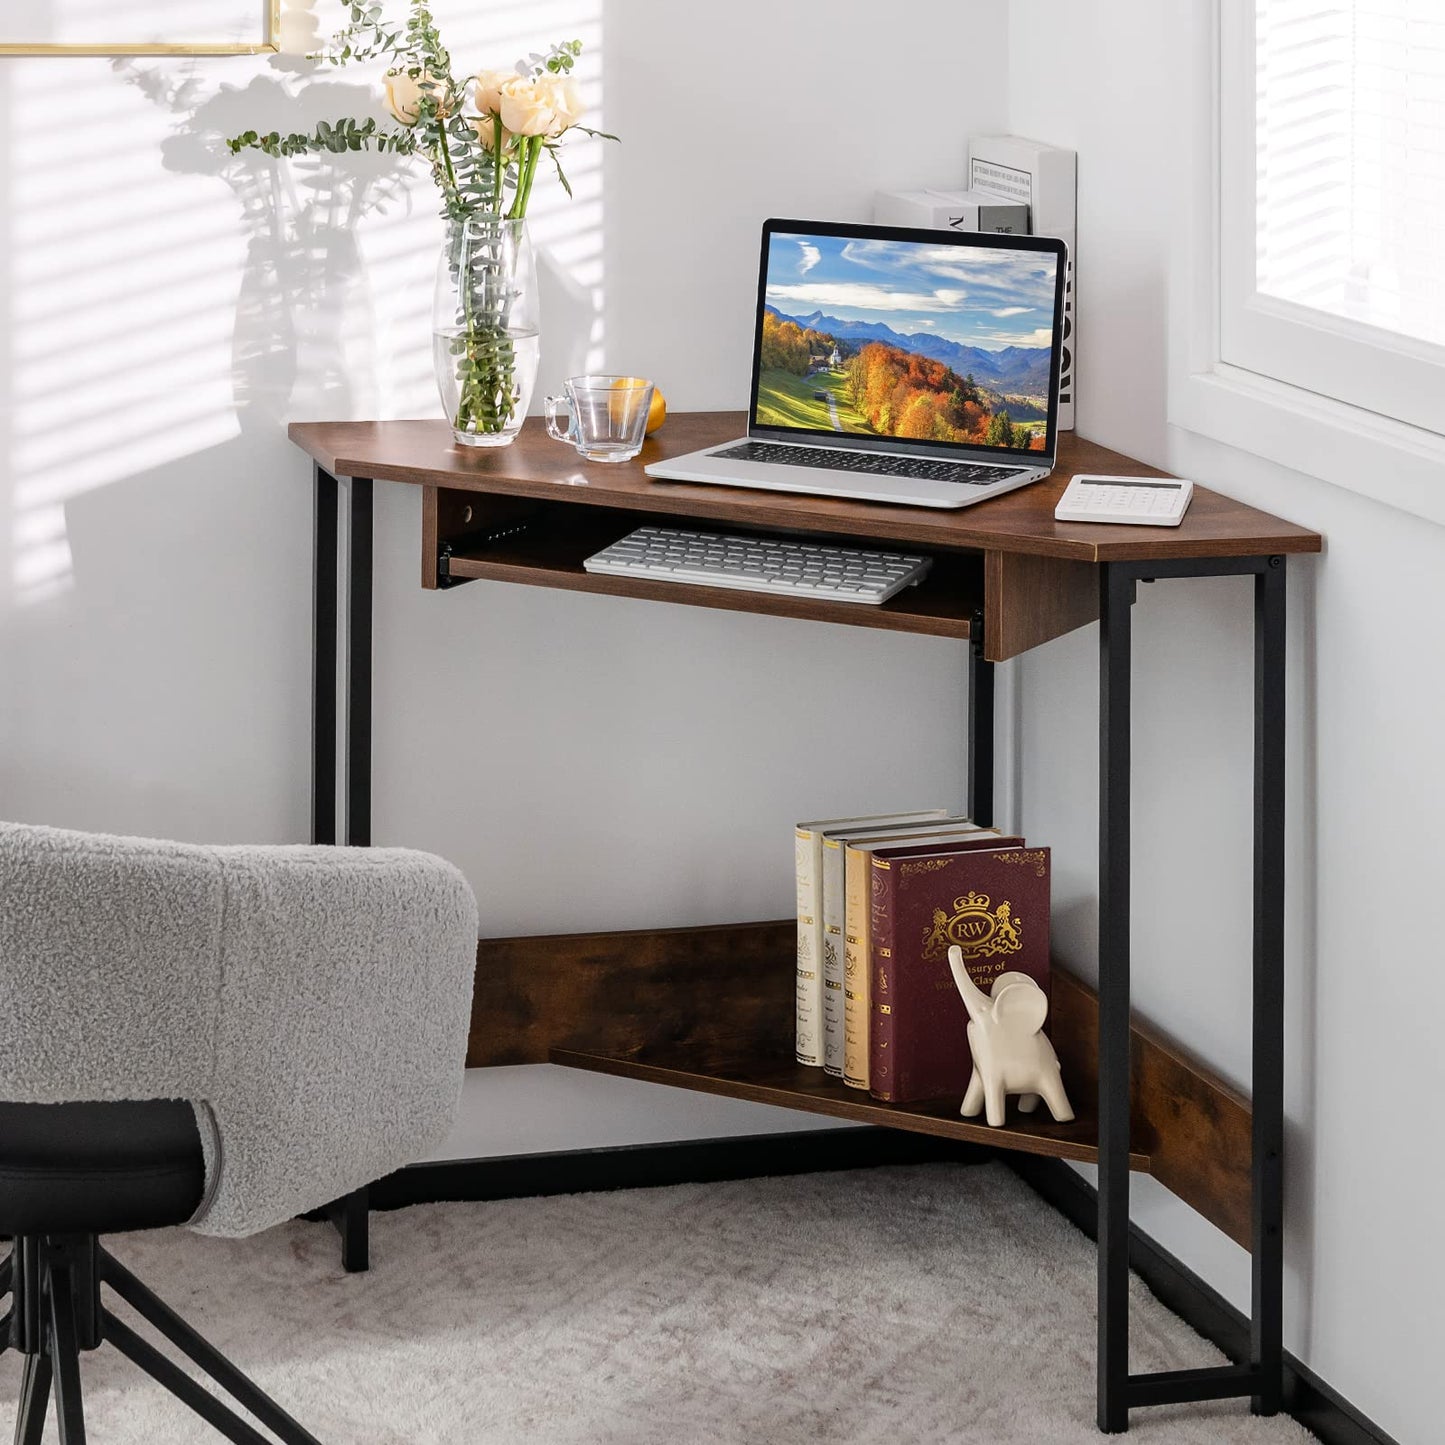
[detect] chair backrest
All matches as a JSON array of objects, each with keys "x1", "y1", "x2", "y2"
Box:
[{"x1": 0, "y1": 821, "x2": 479, "y2": 1236}]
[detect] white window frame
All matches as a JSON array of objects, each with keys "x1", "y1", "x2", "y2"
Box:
[{"x1": 1168, "y1": 1, "x2": 1445, "y2": 527}]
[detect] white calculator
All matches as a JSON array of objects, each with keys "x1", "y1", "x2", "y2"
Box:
[{"x1": 1055, "y1": 474, "x2": 1194, "y2": 527}]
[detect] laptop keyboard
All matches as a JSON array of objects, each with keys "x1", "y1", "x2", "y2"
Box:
[{"x1": 712, "y1": 440, "x2": 1027, "y2": 486}]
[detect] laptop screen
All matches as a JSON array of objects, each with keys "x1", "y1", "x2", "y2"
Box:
[{"x1": 750, "y1": 222, "x2": 1065, "y2": 461}]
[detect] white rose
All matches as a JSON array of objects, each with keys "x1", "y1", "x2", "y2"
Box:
[
  {"x1": 497, "y1": 75, "x2": 562, "y2": 137},
  {"x1": 383, "y1": 69, "x2": 450, "y2": 126},
  {"x1": 535, "y1": 74, "x2": 584, "y2": 135},
  {"x1": 472, "y1": 68, "x2": 514, "y2": 119}
]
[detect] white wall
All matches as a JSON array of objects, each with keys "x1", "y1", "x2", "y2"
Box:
[
  {"x1": 1008, "y1": 4, "x2": 1443, "y2": 1440},
  {"x1": 0, "y1": 4, "x2": 1009, "y2": 1149}
]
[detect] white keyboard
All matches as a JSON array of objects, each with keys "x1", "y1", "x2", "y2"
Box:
[
  {"x1": 583, "y1": 525, "x2": 932, "y2": 605},
  {"x1": 1055, "y1": 473, "x2": 1194, "y2": 527}
]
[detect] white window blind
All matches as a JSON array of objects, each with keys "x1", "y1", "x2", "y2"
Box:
[
  {"x1": 1255, "y1": 1, "x2": 1445, "y2": 350},
  {"x1": 1218, "y1": 1, "x2": 1445, "y2": 434}
]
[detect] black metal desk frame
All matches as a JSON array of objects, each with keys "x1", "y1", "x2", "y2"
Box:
[{"x1": 310, "y1": 465, "x2": 1287, "y2": 1434}]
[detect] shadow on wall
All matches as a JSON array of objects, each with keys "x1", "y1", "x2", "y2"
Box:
[
  {"x1": 114, "y1": 0, "x2": 604, "y2": 437},
  {"x1": 0, "y1": 0, "x2": 604, "y2": 836},
  {"x1": 2, "y1": 0, "x2": 605, "y2": 609},
  {"x1": 113, "y1": 65, "x2": 406, "y2": 433}
]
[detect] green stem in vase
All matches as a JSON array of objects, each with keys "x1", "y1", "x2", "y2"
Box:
[
  {"x1": 453, "y1": 224, "x2": 521, "y2": 438},
  {"x1": 507, "y1": 136, "x2": 542, "y2": 220},
  {"x1": 493, "y1": 115, "x2": 506, "y2": 213}
]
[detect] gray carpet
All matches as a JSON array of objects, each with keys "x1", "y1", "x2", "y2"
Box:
[{"x1": 0, "y1": 1163, "x2": 1317, "y2": 1444}]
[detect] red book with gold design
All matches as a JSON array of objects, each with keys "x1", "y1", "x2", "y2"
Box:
[{"x1": 869, "y1": 840, "x2": 1050, "y2": 1104}]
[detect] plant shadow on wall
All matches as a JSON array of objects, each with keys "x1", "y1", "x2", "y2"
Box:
[
  {"x1": 114, "y1": 30, "x2": 408, "y2": 432},
  {"x1": 0, "y1": 1, "x2": 607, "y2": 832},
  {"x1": 226, "y1": 5, "x2": 611, "y2": 447},
  {"x1": 115, "y1": 0, "x2": 609, "y2": 437}
]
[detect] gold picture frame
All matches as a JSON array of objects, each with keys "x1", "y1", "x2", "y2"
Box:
[{"x1": 0, "y1": 0, "x2": 281, "y2": 56}]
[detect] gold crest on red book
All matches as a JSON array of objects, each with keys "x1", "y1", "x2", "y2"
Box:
[{"x1": 922, "y1": 891, "x2": 1022, "y2": 961}]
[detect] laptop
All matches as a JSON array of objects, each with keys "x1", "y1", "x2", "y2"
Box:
[{"x1": 645, "y1": 218, "x2": 1069, "y2": 509}]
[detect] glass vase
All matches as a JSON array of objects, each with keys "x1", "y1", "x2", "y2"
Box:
[{"x1": 433, "y1": 216, "x2": 540, "y2": 448}]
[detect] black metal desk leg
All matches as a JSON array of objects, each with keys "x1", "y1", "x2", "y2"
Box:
[
  {"x1": 968, "y1": 620, "x2": 995, "y2": 829},
  {"x1": 312, "y1": 467, "x2": 339, "y2": 847},
  {"x1": 331, "y1": 1187, "x2": 371, "y2": 1274},
  {"x1": 1097, "y1": 564, "x2": 1134, "y2": 1433},
  {"x1": 1251, "y1": 558, "x2": 1286, "y2": 1413},
  {"x1": 345, "y1": 477, "x2": 374, "y2": 849},
  {"x1": 340, "y1": 477, "x2": 374, "y2": 1270},
  {"x1": 313, "y1": 467, "x2": 373, "y2": 850},
  {"x1": 311, "y1": 473, "x2": 375, "y2": 1272}
]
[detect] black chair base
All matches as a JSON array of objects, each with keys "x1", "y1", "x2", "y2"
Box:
[{"x1": 2, "y1": 1239, "x2": 321, "y2": 1445}]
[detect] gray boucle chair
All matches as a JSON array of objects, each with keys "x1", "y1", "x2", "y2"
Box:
[{"x1": 0, "y1": 820, "x2": 479, "y2": 1444}]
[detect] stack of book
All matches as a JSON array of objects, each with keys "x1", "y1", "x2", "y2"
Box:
[{"x1": 794, "y1": 811, "x2": 1051, "y2": 1105}]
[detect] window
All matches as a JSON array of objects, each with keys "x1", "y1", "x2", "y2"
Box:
[{"x1": 1219, "y1": 1, "x2": 1445, "y2": 434}]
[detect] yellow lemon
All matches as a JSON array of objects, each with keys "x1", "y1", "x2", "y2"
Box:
[
  {"x1": 607, "y1": 378, "x2": 666, "y2": 434},
  {"x1": 607, "y1": 377, "x2": 644, "y2": 426}
]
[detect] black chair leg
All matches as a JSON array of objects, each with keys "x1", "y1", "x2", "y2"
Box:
[
  {"x1": 46, "y1": 1257, "x2": 87, "y2": 1445},
  {"x1": 7, "y1": 1241, "x2": 321, "y2": 1445},
  {"x1": 12, "y1": 1352, "x2": 51, "y2": 1445},
  {"x1": 104, "y1": 1315, "x2": 275, "y2": 1445},
  {"x1": 100, "y1": 1251, "x2": 322, "y2": 1445},
  {"x1": 0, "y1": 1249, "x2": 10, "y2": 1358}
]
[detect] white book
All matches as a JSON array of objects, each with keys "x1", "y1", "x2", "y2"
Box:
[
  {"x1": 967, "y1": 135, "x2": 1078, "y2": 429},
  {"x1": 794, "y1": 827, "x2": 822, "y2": 1066},
  {"x1": 818, "y1": 813, "x2": 960, "y2": 1076},
  {"x1": 794, "y1": 810, "x2": 946, "y2": 1066},
  {"x1": 820, "y1": 836, "x2": 853, "y2": 1077},
  {"x1": 873, "y1": 187, "x2": 1030, "y2": 235}
]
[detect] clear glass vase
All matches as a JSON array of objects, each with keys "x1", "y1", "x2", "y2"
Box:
[{"x1": 433, "y1": 216, "x2": 540, "y2": 448}]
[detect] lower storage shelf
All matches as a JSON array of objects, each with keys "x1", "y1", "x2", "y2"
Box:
[
  {"x1": 550, "y1": 1043, "x2": 1144, "y2": 1168},
  {"x1": 470, "y1": 918, "x2": 1253, "y2": 1248}
]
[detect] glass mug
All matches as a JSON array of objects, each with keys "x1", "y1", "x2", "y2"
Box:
[{"x1": 545, "y1": 374, "x2": 654, "y2": 463}]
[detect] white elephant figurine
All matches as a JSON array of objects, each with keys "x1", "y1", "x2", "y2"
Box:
[{"x1": 947, "y1": 945, "x2": 1074, "y2": 1127}]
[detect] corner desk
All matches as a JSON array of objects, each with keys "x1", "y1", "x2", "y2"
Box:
[{"x1": 288, "y1": 412, "x2": 1321, "y2": 1434}]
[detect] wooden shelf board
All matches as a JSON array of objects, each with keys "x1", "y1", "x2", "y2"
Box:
[
  {"x1": 549, "y1": 1045, "x2": 1150, "y2": 1170},
  {"x1": 443, "y1": 511, "x2": 981, "y2": 638}
]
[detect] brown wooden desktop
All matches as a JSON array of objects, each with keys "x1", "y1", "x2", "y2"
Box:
[{"x1": 288, "y1": 412, "x2": 1321, "y2": 1434}]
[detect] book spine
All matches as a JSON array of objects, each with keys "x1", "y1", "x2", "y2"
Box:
[
  {"x1": 794, "y1": 828, "x2": 823, "y2": 1066},
  {"x1": 868, "y1": 856, "x2": 898, "y2": 1101},
  {"x1": 842, "y1": 847, "x2": 870, "y2": 1090},
  {"x1": 968, "y1": 141, "x2": 1077, "y2": 429},
  {"x1": 821, "y1": 838, "x2": 847, "y2": 1076},
  {"x1": 977, "y1": 202, "x2": 1029, "y2": 235},
  {"x1": 1057, "y1": 241, "x2": 1075, "y2": 432}
]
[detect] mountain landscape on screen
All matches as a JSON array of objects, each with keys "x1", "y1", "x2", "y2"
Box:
[
  {"x1": 765, "y1": 307, "x2": 1053, "y2": 396},
  {"x1": 755, "y1": 234, "x2": 1059, "y2": 450}
]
